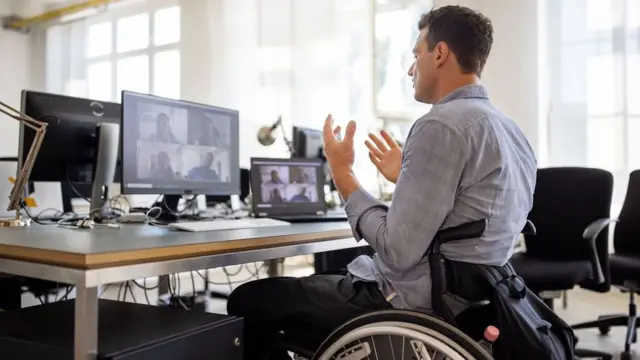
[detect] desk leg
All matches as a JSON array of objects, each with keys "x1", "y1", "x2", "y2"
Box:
[
  {"x1": 266, "y1": 258, "x2": 284, "y2": 277},
  {"x1": 74, "y1": 285, "x2": 99, "y2": 360}
]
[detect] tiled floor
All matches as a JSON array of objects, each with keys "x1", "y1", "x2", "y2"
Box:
[{"x1": 20, "y1": 258, "x2": 637, "y2": 359}]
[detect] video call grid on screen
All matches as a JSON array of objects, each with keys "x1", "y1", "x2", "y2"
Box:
[
  {"x1": 120, "y1": 91, "x2": 240, "y2": 195},
  {"x1": 251, "y1": 158, "x2": 326, "y2": 216}
]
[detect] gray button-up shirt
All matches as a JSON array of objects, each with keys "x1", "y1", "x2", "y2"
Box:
[{"x1": 345, "y1": 84, "x2": 537, "y2": 313}]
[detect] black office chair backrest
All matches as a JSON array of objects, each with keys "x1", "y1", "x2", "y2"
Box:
[
  {"x1": 524, "y1": 167, "x2": 613, "y2": 288},
  {"x1": 614, "y1": 170, "x2": 640, "y2": 255}
]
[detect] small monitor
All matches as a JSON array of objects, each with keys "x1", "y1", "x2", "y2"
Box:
[
  {"x1": 120, "y1": 91, "x2": 240, "y2": 196},
  {"x1": 250, "y1": 157, "x2": 326, "y2": 217},
  {"x1": 19, "y1": 90, "x2": 122, "y2": 184},
  {"x1": 293, "y1": 126, "x2": 323, "y2": 158}
]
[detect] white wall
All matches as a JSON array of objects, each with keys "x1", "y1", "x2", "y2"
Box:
[
  {"x1": 0, "y1": 0, "x2": 48, "y2": 157},
  {"x1": 0, "y1": 1, "x2": 32, "y2": 156}
]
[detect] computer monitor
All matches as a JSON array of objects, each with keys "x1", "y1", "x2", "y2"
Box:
[
  {"x1": 120, "y1": 91, "x2": 240, "y2": 199},
  {"x1": 19, "y1": 90, "x2": 122, "y2": 186},
  {"x1": 292, "y1": 126, "x2": 323, "y2": 159},
  {"x1": 292, "y1": 126, "x2": 336, "y2": 190}
]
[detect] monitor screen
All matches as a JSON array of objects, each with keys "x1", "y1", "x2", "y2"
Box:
[
  {"x1": 120, "y1": 91, "x2": 240, "y2": 196},
  {"x1": 250, "y1": 157, "x2": 326, "y2": 216},
  {"x1": 20, "y1": 90, "x2": 122, "y2": 183}
]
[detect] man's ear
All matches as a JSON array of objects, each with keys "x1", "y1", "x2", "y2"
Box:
[{"x1": 434, "y1": 42, "x2": 449, "y2": 69}]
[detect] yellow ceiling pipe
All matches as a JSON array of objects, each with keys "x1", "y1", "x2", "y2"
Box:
[{"x1": 5, "y1": 0, "x2": 120, "y2": 30}]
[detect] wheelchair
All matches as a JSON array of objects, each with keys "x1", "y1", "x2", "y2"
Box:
[{"x1": 284, "y1": 219, "x2": 529, "y2": 360}]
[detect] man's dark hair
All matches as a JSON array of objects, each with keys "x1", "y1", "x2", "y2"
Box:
[{"x1": 418, "y1": 5, "x2": 493, "y2": 75}]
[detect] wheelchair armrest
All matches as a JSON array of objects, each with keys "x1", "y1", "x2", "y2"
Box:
[
  {"x1": 522, "y1": 220, "x2": 536, "y2": 235},
  {"x1": 437, "y1": 219, "x2": 487, "y2": 243},
  {"x1": 582, "y1": 217, "x2": 617, "y2": 284}
]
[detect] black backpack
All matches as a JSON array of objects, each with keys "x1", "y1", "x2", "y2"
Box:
[{"x1": 473, "y1": 263, "x2": 577, "y2": 360}]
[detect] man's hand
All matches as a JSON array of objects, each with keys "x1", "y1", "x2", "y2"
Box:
[
  {"x1": 323, "y1": 114, "x2": 356, "y2": 175},
  {"x1": 366, "y1": 130, "x2": 402, "y2": 183},
  {"x1": 323, "y1": 114, "x2": 361, "y2": 200}
]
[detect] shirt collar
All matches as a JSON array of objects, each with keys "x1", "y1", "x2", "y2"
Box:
[{"x1": 436, "y1": 84, "x2": 489, "y2": 105}]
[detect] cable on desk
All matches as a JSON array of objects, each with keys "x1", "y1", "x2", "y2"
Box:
[{"x1": 21, "y1": 204, "x2": 58, "y2": 226}]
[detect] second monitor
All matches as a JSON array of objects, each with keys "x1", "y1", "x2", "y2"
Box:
[{"x1": 120, "y1": 91, "x2": 240, "y2": 198}]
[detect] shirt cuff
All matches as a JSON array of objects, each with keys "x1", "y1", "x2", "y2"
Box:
[{"x1": 345, "y1": 189, "x2": 388, "y2": 241}]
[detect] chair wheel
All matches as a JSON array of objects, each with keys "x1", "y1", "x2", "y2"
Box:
[
  {"x1": 620, "y1": 351, "x2": 632, "y2": 360},
  {"x1": 598, "y1": 325, "x2": 611, "y2": 335}
]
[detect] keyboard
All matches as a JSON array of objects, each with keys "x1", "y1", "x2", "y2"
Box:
[{"x1": 168, "y1": 218, "x2": 291, "y2": 232}]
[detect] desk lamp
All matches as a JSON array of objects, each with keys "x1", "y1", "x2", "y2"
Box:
[
  {"x1": 0, "y1": 101, "x2": 47, "y2": 227},
  {"x1": 257, "y1": 116, "x2": 295, "y2": 155}
]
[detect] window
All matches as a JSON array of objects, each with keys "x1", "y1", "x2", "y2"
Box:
[
  {"x1": 117, "y1": 55, "x2": 150, "y2": 94},
  {"x1": 116, "y1": 13, "x2": 150, "y2": 53},
  {"x1": 87, "y1": 62, "x2": 112, "y2": 101},
  {"x1": 153, "y1": 6, "x2": 180, "y2": 46},
  {"x1": 79, "y1": 3, "x2": 181, "y2": 103},
  {"x1": 86, "y1": 22, "x2": 112, "y2": 58},
  {"x1": 547, "y1": 0, "x2": 639, "y2": 208},
  {"x1": 374, "y1": 0, "x2": 432, "y2": 119},
  {"x1": 153, "y1": 50, "x2": 180, "y2": 99}
]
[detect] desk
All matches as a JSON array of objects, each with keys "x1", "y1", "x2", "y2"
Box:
[{"x1": 0, "y1": 222, "x2": 359, "y2": 360}]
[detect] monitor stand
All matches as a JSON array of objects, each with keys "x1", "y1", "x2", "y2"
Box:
[{"x1": 151, "y1": 195, "x2": 181, "y2": 223}]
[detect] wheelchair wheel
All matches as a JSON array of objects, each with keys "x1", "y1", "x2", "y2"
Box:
[{"x1": 313, "y1": 309, "x2": 492, "y2": 360}]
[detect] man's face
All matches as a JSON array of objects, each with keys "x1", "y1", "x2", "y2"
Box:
[
  {"x1": 271, "y1": 170, "x2": 279, "y2": 182},
  {"x1": 408, "y1": 29, "x2": 446, "y2": 104},
  {"x1": 201, "y1": 153, "x2": 214, "y2": 167}
]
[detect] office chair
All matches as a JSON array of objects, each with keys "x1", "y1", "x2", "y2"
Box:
[
  {"x1": 572, "y1": 170, "x2": 640, "y2": 360},
  {"x1": 510, "y1": 167, "x2": 614, "y2": 360}
]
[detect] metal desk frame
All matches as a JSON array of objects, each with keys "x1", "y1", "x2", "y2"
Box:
[{"x1": 0, "y1": 237, "x2": 360, "y2": 360}]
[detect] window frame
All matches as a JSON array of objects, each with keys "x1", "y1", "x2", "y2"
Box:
[{"x1": 83, "y1": 0, "x2": 180, "y2": 102}]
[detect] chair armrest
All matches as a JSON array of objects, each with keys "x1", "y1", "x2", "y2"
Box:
[{"x1": 581, "y1": 218, "x2": 617, "y2": 284}]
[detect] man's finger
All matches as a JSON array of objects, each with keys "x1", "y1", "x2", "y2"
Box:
[
  {"x1": 333, "y1": 126, "x2": 342, "y2": 138},
  {"x1": 322, "y1": 114, "x2": 335, "y2": 143},
  {"x1": 369, "y1": 133, "x2": 389, "y2": 153},
  {"x1": 365, "y1": 140, "x2": 384, "y2": 158},
  {"x1": 380, "y1": 130, "x2": 400, "y2": 149},
  {"x1": 369, "y1": 152, "x2": 381, "y2": 167},
  {"x1": 343, "y1": 120, "x2": 357, "y2": 145}
]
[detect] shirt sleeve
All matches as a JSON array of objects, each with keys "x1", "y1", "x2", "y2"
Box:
[{"x1": 344, "y1": 119, "x2": 467, "y2": 272}]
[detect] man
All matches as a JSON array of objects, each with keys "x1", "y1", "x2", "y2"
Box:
[
  {"x1": 149, "y1": 151, "x2": 175, "y2": 180},
  {"x1": 187, "y1": 152, "x2": 220, "y2": 181},
  {"x1": 227, "y1": 6, "x2": 537, "y2": 359},
  {"x1": 264, "y1": 169, "x2": 285, "y2": 185},
  {"x1": 147, "y1": 113, "x2": 180, "y2": 144},
  {"x1": 268, "y1": 188, "x2": 284, "y2": 203},
  {"x1": 289, "y1": 187, "x2": 311, "y2": 203}
]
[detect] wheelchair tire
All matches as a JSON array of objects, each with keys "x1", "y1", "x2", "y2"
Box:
[{"x1": 312, "y1": 309, "x2": 493, "y2": 360}]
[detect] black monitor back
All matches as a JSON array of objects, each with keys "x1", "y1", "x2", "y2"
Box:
[
  {"x1": 20, "y1": 90, "x2": 122, "y2": 184},
  {"x1": 293, "y1": 126, "x2": 324, "y2": 159}
]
